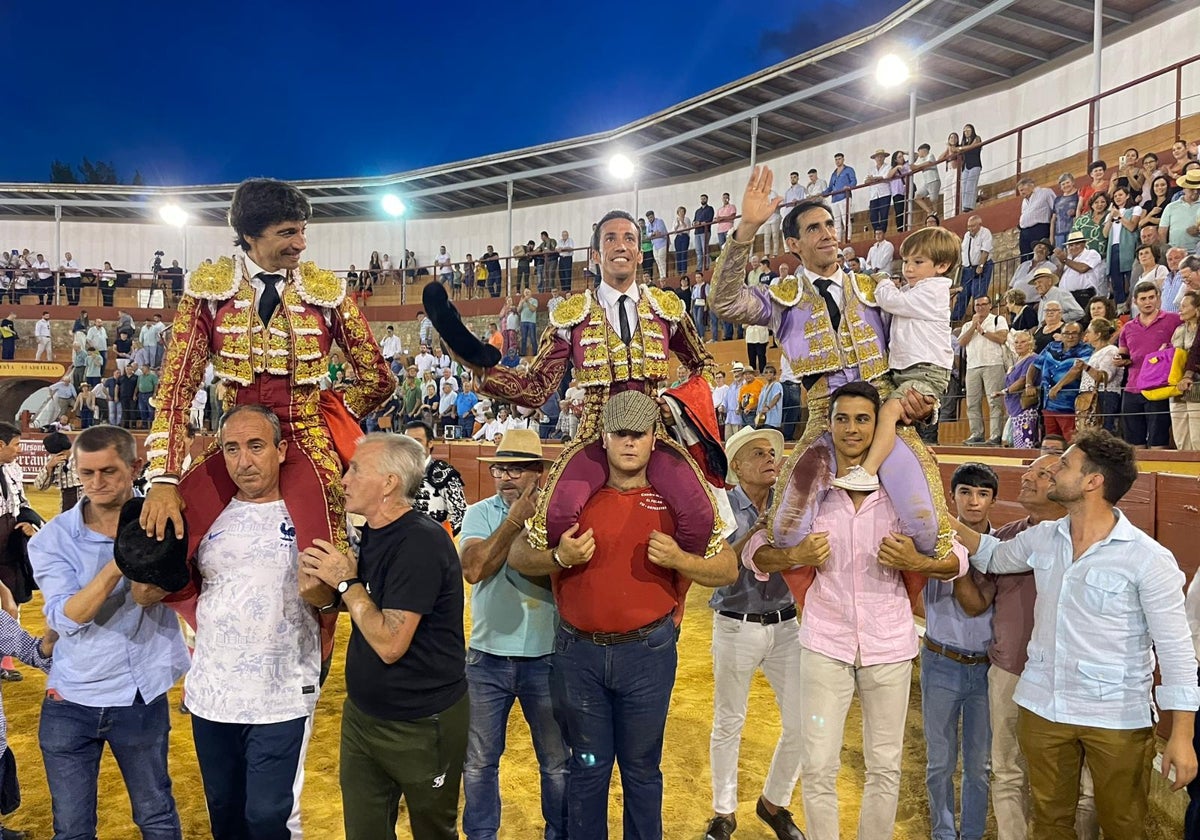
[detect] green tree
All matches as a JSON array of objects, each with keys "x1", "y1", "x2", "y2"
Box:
[{"x1": 49, "y1": 160, "x2": 79, "y2": 183}]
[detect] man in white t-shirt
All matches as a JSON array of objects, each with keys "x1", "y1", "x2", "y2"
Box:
[
  {"x1": 866, "y1": 229, "x2": 896, "y2": 274},
  {"x1": 379, "y1": 325, "x2": 403, "y2": 363},
  {"x1": 1056, "y1": 230, "x2": 1104, "y2": 305},
  {"x1": 435, "y1": 246, "x2": 453, "y2": 285},
  {"x1": 145, "y1": 405, "x2": 324, "y2": 839},
  {"x1": 414, "y1": 345, "x2": 437, "y2": 377},
  {"x1": 35, "y1": 311, "x2": 53, "y2": 360}
]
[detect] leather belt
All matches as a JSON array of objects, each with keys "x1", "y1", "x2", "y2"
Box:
[
  {"x1": 717, "y1": 605, "x2": 798, "y2": 626},
  {"x1": 561, "y1": 614, "x2": 672, "y2": 646},
  {"x1": 924, "y1": 636, "x2": 990, "y2": 666}
]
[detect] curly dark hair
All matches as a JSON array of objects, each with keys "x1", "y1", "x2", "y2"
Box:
[
  {"x1": 1071, "y1": 428, "x2": 1138, "y2": 504},
  {"x1": 228, "y1": 179, "x2": 311, "y2": 251}
]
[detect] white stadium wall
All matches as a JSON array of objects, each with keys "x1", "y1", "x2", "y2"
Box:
[{"x1": 2, "y1": 4, "x2": 1198, "y2": 276}]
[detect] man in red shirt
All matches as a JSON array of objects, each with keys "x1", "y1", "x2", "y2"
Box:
[{"x1": 511, "y1": 390, "x2": 736, "y2": 840}]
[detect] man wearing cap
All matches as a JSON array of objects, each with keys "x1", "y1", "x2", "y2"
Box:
[
  {"x1": 510, "y1": 390, "x2": 737, "y2": 840},
  {"x1": 459, "y1": 430, "x2": 567, "y2": 840},
  {"x1": 1032, "y1": 267, "x2": 1085, "y2": 324},
  {"x1": 866, "y1": 149, "x2": 893, "y2": 233},
  {"x1": 725, "y1": 363, "x2": 746, "y2": 438},
  {"x1": 704, "y1": 426, "x2": 805, "y2": 840},
  {"x1": 30, "y1": 425, "x2": 190, "y2": 840},
  {"x1": 1055, "y1": 231, "x2": 1104, "y2": 310},
  {"x1": 645, "y1": 211, "x2": 669, "y2": 280},
  {"x1": 134, "y1": 404, "x2": 323, "y2": 840},
  {"x1": 1160, "y1": 172, "x2": 1200, "y2": 251}
]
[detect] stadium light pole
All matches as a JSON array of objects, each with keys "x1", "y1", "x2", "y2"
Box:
[
  {"x1": 877, "y1": 53, "x2": 918, "y2": 229},
  {"x1": 160, "y1": 203, "x2": 190, "y2": 276},
  {"x1": 382, "y1": 194, "x2": 407, "y2": 303}
]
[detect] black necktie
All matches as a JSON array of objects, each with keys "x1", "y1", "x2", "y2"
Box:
[
  {"x1": 617, "y1": 294, "x2": 632, "y2": 345},
  {"x1": 814, "y1": 278, "x2": 841, "y2": 331},
  {"x1": 258, "y1": 274, "x2": 283, "y2": 324}
]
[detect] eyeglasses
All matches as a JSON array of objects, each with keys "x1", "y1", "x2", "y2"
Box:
[{"x1": 489, "y1": 464, "x2": 537, "y2": 479}]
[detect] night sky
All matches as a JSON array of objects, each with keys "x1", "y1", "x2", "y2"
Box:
[{"x1": 5, "y1": 0, "x2": 906, "y2": 186}]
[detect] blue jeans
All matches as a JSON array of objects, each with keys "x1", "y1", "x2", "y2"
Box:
[
  {"x1": 39, "y1": 692, "x2": 182, "y2": 840},
  {"x1": 1108, "y1": 244, "x2": 1130, "y2": 306},
  {"x1": 695, "y1": 232, "x2": 711, "y2": 272},
  {"x1": 463, "y1": 650, "x2": 568, "y2": 840},
  {"x1": 138, "y1": 392, "x2": 155, "y2": 427},
  {"x1": 921, "y1": 647, "x2": 991, "y2": 840},
  {"x1": 520, "y1": 321, "x2": 538, "y2": 356},
  {"x1": 550, "y1": 618, "x2": 677, "y2": 840},
  {"x1": 691, "y1": 305, "x2": 707, "y2": 338},
  {"x1": 953, "y1": 261, "x2": 994, "y2": 321}
]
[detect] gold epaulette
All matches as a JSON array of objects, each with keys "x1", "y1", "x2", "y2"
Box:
[
  {"x1": 767, "y1": 276, "x2": 802, "y2": 307},
  {"x1": 850, "y1": 272, "x2": 880, "y2": 305},
  {"x1": 644, "y1": 285, "x2": 684, "y2": 321},
  {"x1": 295, "y1": 262, "x2": 346, "y2": 308},
  {"x1": 184, "y1": 256, "x2": 237, "y2": 301},
  {"x1": 549, "y1": 290, "x2": 590, "y2": 329}
]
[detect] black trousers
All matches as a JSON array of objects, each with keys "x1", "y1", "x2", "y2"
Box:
[
  {"x1": 869, "y1": 196, "x2": 891, "y2": 232},
  {"x1": 747, "y1": 342, "x2": 767, "y2": 372}
]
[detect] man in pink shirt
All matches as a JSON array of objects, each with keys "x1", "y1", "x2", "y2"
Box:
[
  {"x1": 749, "y1": 381, "x2": 967, "y2": 840},
  {"x1": 715, "y1": 193, "x2": 738, "y2": 248},
  {"x1": 1117, "y1": 280, "x2": 1181, "y2": 448}
]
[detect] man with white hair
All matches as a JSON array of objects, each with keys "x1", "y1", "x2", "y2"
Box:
[
  {"x1": 1017, "y1": 177, "x2": 1057, "y2": 260},
  {"x1": 1160, "y1": 248, "x2": 1189, "y2": 312}
]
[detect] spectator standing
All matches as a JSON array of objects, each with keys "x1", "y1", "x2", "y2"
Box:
[
  {"x1": 35, "y1": 312, "x2": 52, "y2": 361},
  {"x1": 300, "y1": 433, "x2": 468, "y2": 840},
  {"x1": 1051, "y1": 174, "x2": 1079, "y2": 247},
  {"x1": 958, "y1": 124, "x2": 984, "y2": 212},
  {"x1": 1105, "y1": 185, "x2": 1143, "y2": 307},
  {"x1": 558, "y1": 231, "x2": 575, "y2": 292},
  {"x1": 1002, "y1": 330, "x2": 1042, "y2": 448},
  {"x1": 672, "y1": 207, "x2": 692, "y2": 277},
  {"x1": 86, "y1": 319, "x2": 108, "y2": 370},
  {"x1": 805, "y1": 168, "x2": 828, "y2": 199},
  {"x1": 1017, "y1": 177, "x2": 1057, "y2": 260},
  {"x1": 1075, "y1": 318, "x2": 1122, "y2": 435},
  {"x1": 783, "y1": 171, "x2": 805, "y2": 209},
  {"x1": 61, "y1": 252, "x2": 82, "y2": 306},
  {"x1": 958, "y1": 296, "x2": 1010, "y2": 445},
  {"x1": 888, "y1": 150, "x2": 910, "y2": 232},
  {"x1": 828, "y1": 152, "x2": 857, "y2": 243},
  {"x1": 754, "y1": 365, "x2": 784, "y2": 431},
  {"x1": 1169, "y1": 290, "x2": 1200, "y2": 450},
  {"x1": 435, "y1": 246, "x2": 453, "y2": 288},
  {"x1": 745, "y1": 322, "x2": 769, "y2": 374},
  {"x1": 482, "y1": 246, "x2": 503, "y2": 299},
  {"x1": 912, "y1": 145, "x2": 942, "y2": 218},
  {"x1": 715, "y1": 193, "x2": 738, "y2": 249},
  {"x1": 0, "y1": 313, "x2": 16, "y2": 361},
  {"x1": 1160, "y1": 172, "x2": 1200, "y2": 252},
  {"x1": 403, "y1": 421, "x2": 467, "y2": 535},
  {"x1": 519, "y1": 289, "x2": 539, "y2": 357},
  {"x1": 866, "y1": 149, "x2": 892, "y2": 233},
  {"x1": 953, "y1": 216, "x2": 994, "y2": 321},
  {"x1": 1118, "y1": 281, "x2": 1181, "y2": 448},
  {"x1": 1030, "y1": 322, "x2": 1092, "y2": 442},
  {"x1": 645, "y1": 212, "x2": 669, "y2": 280},
  {"x1": 695, "y1": 195, "x2": 715, "y2": 271}
]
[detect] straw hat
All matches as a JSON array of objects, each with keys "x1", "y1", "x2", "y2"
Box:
[
  {"x1": 724, "y1": 425, "x2": 785, "y2": 485},
  {"x1": 476, "y1": 429, "x2": 551, "y2": 464},
  {"x1": 1177, "y1": 170, "x2": 1200, "y2": 190}
]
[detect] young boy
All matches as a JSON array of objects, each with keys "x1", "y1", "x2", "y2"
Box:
[{"x1": 832, "y1": 226, "x2": 960, "y2": 491}]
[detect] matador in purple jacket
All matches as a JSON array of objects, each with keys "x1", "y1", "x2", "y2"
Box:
[{"x1": 709, "y1": 168, "x2": 955, "y2": 602}]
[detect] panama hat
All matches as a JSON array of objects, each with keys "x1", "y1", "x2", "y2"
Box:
[
  {"x1": 1063, "y1": 230, "x2": 1088, "y2": 246},
  {"x1": 871, "y1": 148, "x2": 889, "y2": 158},
  {"x1": 1177, "y1": 171, "x2": 1200, "y2": 190},
  {"x1": 477, "y1": 429, "x2": 551, "y2": 464},
  {"x1": 724, "y1": 425, "x2": 785, "y2": 485}
]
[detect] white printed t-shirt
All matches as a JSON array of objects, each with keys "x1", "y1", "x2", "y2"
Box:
[{"x1": 185, "y1": 499, "x2": 321, "y2": 723}]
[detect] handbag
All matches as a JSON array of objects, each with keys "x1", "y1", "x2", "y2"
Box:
[
  {"x1": 1140, "y1": 345, "x2": 1187, "y2": 401},
  {"x1": 1074, "y1": 391, "x2": 1100, "y2": 429},
  {"x1": 1020, "y1": 387, "x2": 1040, "y2": 410}
]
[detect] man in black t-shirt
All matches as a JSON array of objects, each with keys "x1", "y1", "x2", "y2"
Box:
[{"x1": 301, "y1": 432, "x2": 467, "y2": 840}]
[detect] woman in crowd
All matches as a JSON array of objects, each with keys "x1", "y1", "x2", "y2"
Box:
[
  {"x1": 1072, "y1": 191, "x2": 1111, "y2": 257},
  {"x1": 673, "y1": 206, "x2": 691, "y2": 276},
  {"x1": 1010, "y1": 239, "x2": 1060, "y2": 303},
  {"x1": 1087, "y1": 295, "x2": 1126, "y2": 333},
  {"x1": 1032, "y1": 300, "x2": 1066, "y2": 353},
  {"x1": 327, "y1": 349, "x2": 347, "y2": 383},
  {"x1": 958, "y1": 123, "x2": 983, "y2": 212},
  {"x1": 1140, "y1": 174, "x2": 1173, "y2": 230},
  {"x1": 499, "y1": 297, "x2": 518, "y2": 355},
  {"x1": 675, "y1": 275, "x2": 693, "y2": 312},
  {"x1": 638, "y1": 218, "x2": 655, "y2": 278},
  {"x1": 1167, "y1": 138, "x2": 1194, "y2": 178},
  {"x1": 940, "y1": 132, "x2": 961, "y2": 217},
  {"x1": 1135, "y1": 243, "x2": 1168, "y2": 291},
  {"x1": 0, "y1": 314, "x2": 16, "y2": 360},
  {"x1": 1170, "y1": 290, "x2": 1200, "y2": 450},
  {"x1": 925, "y1": 213, "x2": 941, "y2": 228},
  {"x1": 1105, "y1": 184, "x2": 1142, "y2": 307},
  {"x1": 1029, "y1": 321, "x2": 1091, "y2": 442},
  {"x1": 1001, "y1": 329, "x2": 1041, "y2": 448},
  {"x1": 1004, "y1": 288, "x2": 1039, "y2": 333},
  {"x1": 98, "y1": 261, "x2": 117, "y2": 307},
  {"x1": 1051, "y1": 173, "x2": 1079, "y2": 247},
  {"x1": 368, "y1": 250, "x2": 382, "y2": 287},
  {"x1": 73, "y1": 383, "x2": 96, "y2": 429},
  {"x1": 1076, "y1": 317, "x2": 1122, "y2": 433},
  {"x1": 888, "y1": 150, "x2": 910, "y2": 231}
]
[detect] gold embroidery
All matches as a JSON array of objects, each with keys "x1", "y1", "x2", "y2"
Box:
[
  {"x1": 550, "y1": 291, "x2": 590, "y2": 329},
  {"x1": 644, "y1": 285, "x2": 684, "y2": 322},
  {"x1": 767, "y1": 277, "x2": 801, "y2": 307},
  {"x1": 184, "y1": 256, "x2": 237, "y2": 300},
  {"x1": 295, "y1": 262, "x2": 346, "y2": 308}
]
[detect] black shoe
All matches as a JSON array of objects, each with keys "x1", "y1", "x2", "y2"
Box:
[
  {"x1": 756, "y1": 796, "x2": 807, "y2": 840},
  {"x1": 962, "y1": 436, "x2": 984, "y2": 446},
  {"x1": 0, "y1": 669, "x2": 22, "y2": 682},
  {"x1": 705, "y1": 814, "x2": 736, "y2": 840},
  {"x1": 986, "y1": 436, "x2": 1002, "y2": 446},
  {"x1": 1, "y1": 826, "x2": 28, "y2": 839}
]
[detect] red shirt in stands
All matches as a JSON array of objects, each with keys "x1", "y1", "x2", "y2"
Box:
[{"x1": 553, "y1": 486, "x2": 683, "y2": 633}]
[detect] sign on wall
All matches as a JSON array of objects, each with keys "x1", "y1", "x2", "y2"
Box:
[{"x1": 17, "y1": 437, "x2": 52, "y2": 483}]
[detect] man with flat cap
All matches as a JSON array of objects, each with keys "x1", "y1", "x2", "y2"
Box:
[
  {"x1": 459, "y1": 429, "x2": 567, "y2": 840},
  {"x1": 30, "y1": 425, "x2": 190, "y2": 840},
  {"x1": 511, "y1": 389, "x2": 737, "y2": 840}
]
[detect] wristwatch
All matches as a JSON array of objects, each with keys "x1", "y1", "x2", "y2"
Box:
[{"x1": 337, "y1": 577, "x2": 364, "y2": 595}]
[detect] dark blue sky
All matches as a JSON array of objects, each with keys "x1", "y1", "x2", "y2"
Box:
[{"x1": 6, "y1": 0, "x2": 905, "y2": 186}]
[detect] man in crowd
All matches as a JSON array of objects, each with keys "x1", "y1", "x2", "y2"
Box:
[
  {"x1": 704, "y1": 426, "x2": 804, "y2": 840},
  {"x1": 558, "y1": 230, "x2": 575, "y2": 292},
  {"x1": 754, "y1": 365, "x2": 784, "y2": 432},
  {"x1": 865, "y1": 229, "x2": 895, "y2": 274},
  {"x1": 118, "y1": 366, "x2": 138, "y2": 429},
  {"x1": 1017, "y1": 177, "x2": 1057, "y2": 260},
  {"x1": 828, "y1": 153, "x2": 857, "y2": 243},
  {"x1": 134, "y1": 405, "x2": 323, "y2": 839},
  {"x1": 1032, "y1": 267, "x2": 1085, "y2": 324},
  {"x1": 645, "y1": 211, "x2": 669, "y2": 279},
  {"x1": 716, "y1": 193, "x2": 738, "y2": 249},
  {"x1": 61, "y1": 251, "x2": 82, "y2": 306},
  {"x1": 510, "y1": 390, "x2": 736, "y2": 840},
  {"x1": 136, "y1": 366, "x2": 159, "y2": 429},
  {"x1": 459, "y1": 430, "x2": 567, "y2": 840},
  {"x1": 34, "y1": 311, "x2": 52, "y2": 361},
  {"x1": 953, "y1": 455, "x2": 1098, "y2": 840},
  {"x1": 805, "y1": 168, "x2": 828, "y2": 199},
  {"x1": 1161, "y1": 171, "x2": 1199, "y2": 251},
  {"x1": 140, "y1": 315, "x2": 166, "y2": 369},
  {"x1": 379, "y1": 325, "x2": 403, "y2": 366},
  {"x1": 301, "y1": 432, "x2": 467, "y2": 839},
  {"x1": 519, "y1": 288, "x2": 539, "y2": 357},
  {"x1": 957, "y1": 429, "x2": 1198, "y2": 836},
  {"x1": 86, "y1": 318, "x2": 108, "y2": 369},
  {"x1": 958, "y1": 295, "x2": 1009, "y2": 446},
  {"x1": 749, "y1": 382, "x2": 965, "y2": 840},
  {"x1": 954, "y1": 216, "x2": 994, "y2": 321},
  {"x1": 922, "y1": 463, "x2": 998, "y2": 840},
  {"x1": 31, "y1": 426, "x2": 190, "y2": 839},
  {"x1": 403, "y1": 420, "x2": 467, "y2": 535},
  {"x1": 1161, "y1": 247, "x2": 1189, "y2": 313},
  {"x1": 1118, "y1": 281, "x2": 1180, "y2": 449},
  {"x1": 695, "y1": 194, "x2": 715, "y2": 272},
  {"x1": 1056, "y1": 231, "x2": 1104, "y2": 310}
]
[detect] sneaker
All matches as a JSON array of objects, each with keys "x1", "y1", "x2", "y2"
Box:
[
  {"x1": 962, "y1": 436, "x2": 985, "y2": 445},
  {"x1": 830, "y1": 465, "x2": 880, "y2": 492},
  {"x1": 986, "y1": 437, "x2": 1002, "y2": 446},
  {"x1": 705, "y1": 815, "x2": 736, "y2": 840}
]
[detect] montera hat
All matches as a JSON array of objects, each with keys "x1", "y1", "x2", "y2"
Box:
[
  {"x1": 41, "y1": 432, "x2": 72, "y2": 455},
  {"x1": 113, "y1": 496, "x2": 191, "y2": 592}
]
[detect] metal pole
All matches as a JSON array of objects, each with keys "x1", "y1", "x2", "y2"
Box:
[
  {"x1": 54, "y1": 205, "x2": 62, "y2": 306},
  {"x1": 506, "y1": 180, "x2": 514, "y2": 298},
  {"x1": 182, "y1": 224, "x2": 189, "y2": 274},
  {"x1": 907, "y1": 86, "x2": 917, "y2": 231},
  {"x1": 749, "y1": 116, "x2": 759, "y2": 170},
  {"x1": 1091, "y1": 0, "x2": 1103, "y2": 158},
  {"x1": 633, "y1": 180, "x2": 640, "y2": 220},
  {"x1": 400, "y1": 218, "x2": 408, "y2": 307}
]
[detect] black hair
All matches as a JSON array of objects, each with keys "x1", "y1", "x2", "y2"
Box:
[
  {"x1": 74, "y1": 425, "x2": 137, "y2": 465},
  {"x1": 1072, "y1": 428, "x2": 1138, "y2": 504},
  {"x1": 228, "y1": 179, "x2": 311, "y2": 251},
  {"x1": 0, "y1": 422, "x2": 21, "y2": 446},
  {"x1": 590, "y1": 210, "x2": 639, "y2": 253},
  {"x1": 827, "y1": 380, "x2": 881, "y2": 420},
  {"x1": 782, "y1": 197, "x2": 834, "y2": 240},
  {"x1": 951, "y1": 462, "x2": 999, "y2": 496},
  {"x1": 404, "y1": 420, "x2": 435, "y2": 443}
]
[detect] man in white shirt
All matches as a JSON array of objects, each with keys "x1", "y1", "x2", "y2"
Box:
[
  {"x1": 435, "y1": 246, "x2": 453, "y2": 286},
  {"x1": 140, "y1": 316, "x2": 166, "y2": 369},
  {"x1": 379, "y1": 325, "x2": 403, "y2": 364},
  {"x1": 866, "y1": 149, "x2": 893, "y2": 234},
  {"x1": 35, "y1": 311, "x2": 53, "y2": 360},
  {"x1": 33, "y1": 253, "x2": 53, "y2": 305},
  {"x1": 414, "y1": 345, "x2": 437, "y2": 377},
  {"x1": 865, "y1": 230, "x2": 896, "y2": 274},
  {"x1": 1017, "y1": 178, "x2": 1058, "y2": 261},
  {"x1": 557, "y1": 231, "x2": 576, "y2": 292},
  {"x1": 86, "y1": 319, "x2": 109, "y2": 369},
  {"x1": 954, "y1": 216, "x2": 994, "y2": 321},
  {"x1": 61, "y1": 252, "x2": 82, "y2": 306},
  {"x1": 135, "y1": 405, "x2": 325, "y2": 839},
  {"x1": 783, "y1": 172, "x2": 806, "y2": 208},
  {"x1": 1032, "y1": 266, "x2": 1085, "y2": 323},
  {"x1": 912, "y1": 144, "x2": 942, "y2": 218},
  {"x1": 805, "y1": 169, "x2": 828, "y2": 199},
  {"x1": 957, "y1": 296, "x2": 1010, "y2": 445},
  {"x1": 1056, "y1": 231, "x2": 1104, "y2": 307},
  {"x1": 473, "y1": 412, "x2": 505, "y2": 442},
  {"x1": 711, "y1": 370, "x2": 730, "y2": 429},
  {"x1": 645, "y1": 211, "x2": 669, "y2": 280}
]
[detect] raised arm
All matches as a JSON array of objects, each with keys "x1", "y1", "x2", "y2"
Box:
[
  {"x1": 331, "y1": 297, "x2": 395, "y2": 418},
  {"x1": 710, "y1": 167, "x2": 781, "y2": 326},
  {"x1": 478, "y1": 328, "x2": 571, "y2": 409}
]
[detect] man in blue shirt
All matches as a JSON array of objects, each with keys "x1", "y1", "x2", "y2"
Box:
[
  {"x1": 827, "y1": 152, "x2": 858, "y2": 244},
  {"x1": 923, "y1": 463, "x2": 997, "y2": 840},
  {"x1": 956, "y1": 428, "x2": 1199, "y2": 838},
  {"x1": 30, "y1": 425, "x2": 189, "y2": 840},
  {"x1": 458, "y1": 429, "x2": 567, "y2": 840},
  {"x1": 755, "y1": 365, "x2": 784, "y2": 432},
  {"x1": 456, "y1": 379, "x2": 480, "y2": 439}
]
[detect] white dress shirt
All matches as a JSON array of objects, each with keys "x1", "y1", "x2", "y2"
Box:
[
  {"x1": 874, "y1": 277, "x2": 954, "y2": 370},
  {"x1": 1019, "y1": 187, "x2": 1058, "y2": 228},
  {"x1": 961, "y1": 227, "x2": 994, "y2": 268},
  {"x1": 866, "y1": 240, "x2": 896, "y2": 273}
]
